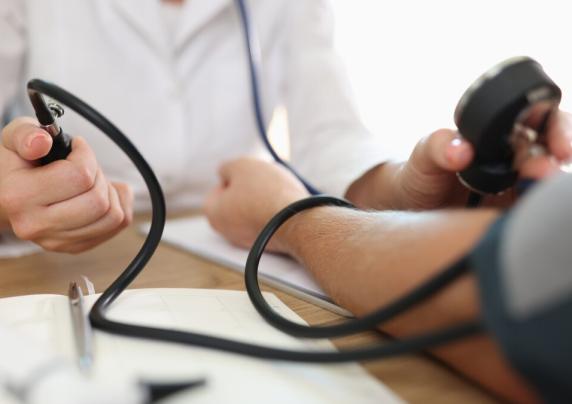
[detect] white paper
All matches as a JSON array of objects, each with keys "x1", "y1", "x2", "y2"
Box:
[
  {"x1": 0, "y1": 289, "x2": 403, "y2": 404},
  {"x1": 143, "y1": 217, "x2": 351, "y2": 316},
  {"x1": 0, "y1": 232, "x2": 41, "y2": 259},
  {"x1": 0, "y1": 297, "x2": 145, "y2": 404}
]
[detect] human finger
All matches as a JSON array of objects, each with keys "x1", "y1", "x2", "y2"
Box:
[
  {"x1": 519, "y1": 155, "x2": 561, "y2": 180},
  {"x1": 54, "y1": 182, "x2": 127, "y2": 240},
  {"x1": 545, "y1": 110, "x2": 572, "y2": 161},
  {"x1": 410, "y1": 129, "x2": 474, "y2": 175},
  {"x1": 1, "y1": 117, "x2": 52, "y2": 161},
  {"x1": 42, "y1": 168, "x2": 111, "y2": 231},
  {"x1": 112, "y1": 182, "x2": 134, "y2": 228},
  {"x1": 4, "y1": 137, "x2": 99, "y2": 206}
]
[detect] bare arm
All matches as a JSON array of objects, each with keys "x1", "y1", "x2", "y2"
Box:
[
  {"x1": 276, "y1": 206, "x2": 537, "y2": 403},
  {"x1": 204, "y1": 159, "x2": 539, "y2": 402}
]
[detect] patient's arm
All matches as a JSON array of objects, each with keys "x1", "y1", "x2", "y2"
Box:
[
  {"x1": 276, "y1": 206, "x2": 537, "y2": 403},
  {"x1": 204, "y1": 158, "x2": 539, "y2": 403},
  {"x1": 277, "y1": 207, "x2": 534, "y2": 402}
]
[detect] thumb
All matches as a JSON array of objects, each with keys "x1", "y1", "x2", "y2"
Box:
[
  {"x1": 2, "y1": 118, "x2": 53, "y2": 161},
  {"x1": 410, "y1": 129, "x2": 474, "y2": 175}
]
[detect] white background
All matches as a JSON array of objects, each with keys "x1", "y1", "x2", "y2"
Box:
[{"x1": 329, "y1": 0, "x2": 572, "y2": 160}]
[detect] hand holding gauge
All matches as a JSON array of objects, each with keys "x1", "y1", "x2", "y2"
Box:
[{"x1": 454, "y1": 56, "x2": 563, "y2": 195}]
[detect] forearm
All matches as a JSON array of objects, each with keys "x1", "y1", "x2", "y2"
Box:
[{"x1": 278, "y1": 207, "x2": 537, "y2": 403}]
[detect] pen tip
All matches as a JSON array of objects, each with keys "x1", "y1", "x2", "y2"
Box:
[
  {"x1": 68, "y1": 282, "x2": 81, "y2": 299},
  {"x1": 143, "y1": 378, "x2": 207, "y2": 403}
]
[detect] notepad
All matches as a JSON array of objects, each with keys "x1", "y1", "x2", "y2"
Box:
[
  {"x1": 0, "y1": 289, "x2": 402, "y2": 403},
  {"x1": 142, "y1": 216, "x2": 351, "y2": 316}
]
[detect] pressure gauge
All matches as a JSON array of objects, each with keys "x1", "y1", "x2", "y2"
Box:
[{"x1": 454, "y1": 57, "x2": 561, "y2": 194}]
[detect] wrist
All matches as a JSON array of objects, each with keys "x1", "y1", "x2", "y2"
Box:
[
  {"x1": 262, "y1": 191, "x2": 311, "y2": 254},
  {"x1": 345, "y1": 161, "x2": 404, "y2": 210},
  {"x1": 273, "y1": 206, "x2": 335, "y2": 257}
]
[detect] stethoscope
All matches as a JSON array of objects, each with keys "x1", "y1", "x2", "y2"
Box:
[{"x1": 25, "y1": 0, "x2": 561, "y2": 364}]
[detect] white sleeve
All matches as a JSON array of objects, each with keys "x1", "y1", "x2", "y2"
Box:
[
  {"x1": 0, "y1": 0, "x2": 27, "y2": 254},
  {"x1": 282, "y1": 0, "x2": 387, "y2": 197},
  {"x1": 0, "y1": 0, "x2": 26, "y2": 118}
]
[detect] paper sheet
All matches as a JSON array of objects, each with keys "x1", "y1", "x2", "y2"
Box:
[
  {"x1": 0, "y1": 232, "x2": 41, "y2": 259},
  {"x1": 143, "y1": 216, "x2": 351, "y2": 316},
  {"x1": 0, "y1": 289, "x2": 402, "y2": 404}
]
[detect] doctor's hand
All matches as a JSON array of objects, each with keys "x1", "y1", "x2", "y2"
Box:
[
  {"x1": 0, "y1": 118, "x2": 133, "y2": 253},
  {"x1": 347, "y1": 110, "x2": 572, "y2": 210},
  {"x1": 204, "y1": 158, "x2": 309, "y2": 253}
]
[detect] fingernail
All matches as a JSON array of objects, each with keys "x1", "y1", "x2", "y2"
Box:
[
  {"x1": 25, "y1": 135, "x2": 37, "y2": 148},
  {"x1": 450, "y1": 138, "x2": 463, "y2": 148},
  {"x1": 26, "y1": 134, "x2": 42, "y2": 146},
  {"x1": 27, "y1": 134, "x2": 48, "y2": 149},
  {"x1": 447, "y1": 138, "x2": 470, "y2": 164}
]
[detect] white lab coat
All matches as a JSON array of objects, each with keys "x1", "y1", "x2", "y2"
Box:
[{"x1": 0, "y1": 0, "x2": 387, "y2": 211}]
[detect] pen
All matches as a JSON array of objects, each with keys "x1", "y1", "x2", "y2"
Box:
[
  {"x1": 68, "y1": 281, "x2": 93, "y2": 373},
  {"x1": 66, "y1": 282, "x2": 207, "y2": 401}
]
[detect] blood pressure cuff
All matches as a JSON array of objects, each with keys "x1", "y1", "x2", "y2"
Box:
[{"x1": 470, "y1": 173, "x2": 572, "y2": 403}]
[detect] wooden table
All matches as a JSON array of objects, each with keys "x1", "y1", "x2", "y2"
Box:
[{"x1": 0, "y1": 216, "x2": 496, "y2": 403}]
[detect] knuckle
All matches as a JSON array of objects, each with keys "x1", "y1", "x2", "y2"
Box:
[
  {"x1": 2, "y1": 117, "x2": 32, "y2": 139},
  {"x1": 12, "y1": 217, "x2": 42, "y2": 241},
  {"x1": 116, "y1": 182, "x2": 134, "y2": 204},
  {"x1": 40, "y1": 239, "x2": 64, "y2": 253},
  {"x1": 89, "y1": 188, "x2": 111, "y2": 218},
  {"x1": 119, "y1": 216, "x2": 132, "y2": 230},
  {"x1": 122, "y1": 209, "x2": 133, "y2": 227},
  {"x1": 109, "y1": 205, "x2": 125, "y2": 228},
  {"x1": 0, "y1": 188, "x2": 21, "y2": 213},
  {"x1": 95, "y1": 197, "x2": 111, "y2": 218},
  {"x1": 125, "y1": 184, "x2": 134, "y2": 203},
  {"x1": 70, "y1": 164, "x2": 97, "y2": 192}
]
